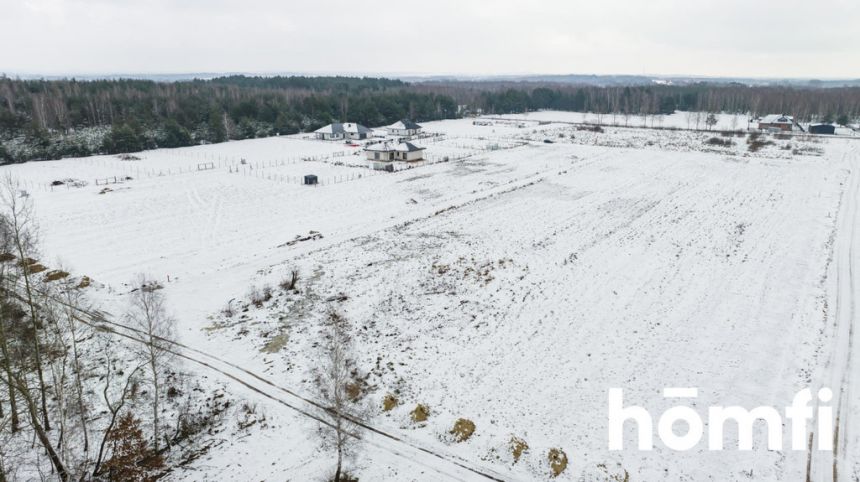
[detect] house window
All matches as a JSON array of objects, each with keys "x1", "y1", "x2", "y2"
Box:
[{"x1": 375, "y1": 153, "x2": 380, "y2": 160}]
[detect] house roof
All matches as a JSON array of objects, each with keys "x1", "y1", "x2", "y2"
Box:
[
  {"x1": 760, "y1": 114, "x2": 794, "y2": 124},
  {"x1": 315, "y1": 122, "x2": 371, "y2": 135},
  {"x1": 388, "y1": 119, "x2": 422, "y2": 130},
  {"x1": 364, "y1": 141, "x2": 425, "y2": 153},
  {"x1": 364, "y1": 142, "x2": 393, "y2": 152},
  {"x1": 397, "y1": 142, "x2": 423, "y2": 152}
]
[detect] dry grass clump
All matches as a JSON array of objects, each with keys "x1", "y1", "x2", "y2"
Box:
[
  {"x1": 450, "y1": 418, "x2": 475, "y2": 442},
  {"x1": 17, "y1": 257, "x2": 38, "y2": 267},
  {"x1": 548, "y1": 448, "x2": 568, "y2": 477},
  {"x1": 44, "y1": 270, "x2": 70, "y2": 282},
  {"x1": 706, "y1": 136, "x2": 733, "y2": 147},
  {"x1": 382, "y1": 394, "x2": 398, "y2": 411},
  {"x1": 747, "y1": 132, "x2": 775, "y2": 152},
  {"x1": 0, "y1": 253, "x2": 15, "y2": 262},
  {"x1": 576, "y1": 124, "x2": 603, "y2": 133},
  {"x1": 328, "y1": 473, "x2": 358, "y2": 482},
  {"x1": 261, "y1": 332, "x2": 288, "y2": 354},
  {"x1": 77, "y1": 276, "x2": 91, "y2": 289},
  {"x1": 597, "y1": 463, "x2": 630, "y2": 482},
  {"x1": 410, "y1": 404, "x2": 430, "y2": 423},
  {"x1": 248, "y1": 284, "x2": 273, "y2": 307},
  {"x1": 345, "y1": 382, "x2": 361, "y2": 402},
  {"x1": 25, "y1": 263, "x2": 47, "y2": 274},
  {"x1": 509, "y1": 436, "x2": 529, "y2": 463}
]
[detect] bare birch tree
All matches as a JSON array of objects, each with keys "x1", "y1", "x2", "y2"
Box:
[
  {"x1": 0, "y1": 175, "x2": 50, "y2": 431},
  {"x1": 126, "y1": 274, "x2": 175, "y2": 453},
  {"x1": 316, "y1": 311, "x2": 365, "y2": 482}
]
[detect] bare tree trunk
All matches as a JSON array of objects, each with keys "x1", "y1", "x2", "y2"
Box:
[
  {"x1": 13, "y1": 373, "x2": 68, "y2": 481},
  {"x1": 17, "y1": 257, "x2": 49, "y2": 431},
  {"x1": 0, "y1": 317, "x2": 17, "y2": 433},
  {"x1": 60, "y1": 284, "x2": 89, "y2": 453},
  {"x1": 150, "y1": 356, "x2": 159, "y2": 452}
]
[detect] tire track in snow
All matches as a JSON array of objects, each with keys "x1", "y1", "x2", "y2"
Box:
[
  {"x1": 809, "y1": 144, "x2": 859, "y2": 482},
  {"x1": 39, "y1": 294, "x2": 512, "y2": 482},
  {"x1": 831, "y1": 144, "x2": 860, "y2": 482}
]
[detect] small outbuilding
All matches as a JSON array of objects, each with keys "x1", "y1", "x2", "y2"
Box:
[
  {"x1": 303, "y1": 174, "x2": 318, "y2": 185},
  {"x1": 314, "y1": 122, "x2": 372, "y2": 141},
  {"x1": 386, "y1": 119, "x2": 423, "y2": 137},
  {"x1": 808, "y1": 123, "x2": 836, "y2": 135}
]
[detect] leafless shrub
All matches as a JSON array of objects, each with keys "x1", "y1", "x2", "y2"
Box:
[
  {"x1": 247, "y1": 286, "x2": 263, "y2": 307},
  {"x1": 280, "y1": 269, "x2": 300, "y2": 292},
  {"x1": 221, "y1": 300, "x2": 235, "y2": 318},
  {"x1": 706, "y1": 137, "x2": 733, "y2": 147},
  {"x1": 747, "y1": 133, "x2": 774, "y2": 152}
]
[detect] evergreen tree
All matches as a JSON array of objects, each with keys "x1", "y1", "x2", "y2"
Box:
[
  {"x1": 102, "y1": 124, "x2": 145, "y2": 154},
  {"x1": 207, "y1": 109, "x2": 227, "y2": 142},
  {"x1": 158, "y1": 119, "x2": 193, "y2": 148}
]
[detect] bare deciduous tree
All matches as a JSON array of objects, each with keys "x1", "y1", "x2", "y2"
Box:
[
  {"x1": 10, "y1": 371, "x2": 68, "y2": 481},
  {"x1": 0, "y1": 174, "x2": 50, "y2": 432},
  {"x1": 126, "y1": 274, "x2": 175, "y2": 453},
  {"x1": 93, "y1": 335, "x2": 144, "y2": 478},
  {"x1": 316, "y1": 311, "x2": 365, "y2": 482}
]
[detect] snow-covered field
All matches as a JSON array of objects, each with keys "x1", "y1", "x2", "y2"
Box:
[{"x1": 4, "y1": 112, "x2": 859, "y2": 481}]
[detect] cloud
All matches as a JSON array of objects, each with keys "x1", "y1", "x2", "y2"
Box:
[{"x1": 0, "y1": 0, "x2": 857, "y2": 78}]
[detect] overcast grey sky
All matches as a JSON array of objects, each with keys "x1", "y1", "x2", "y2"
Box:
[{"x1": 1, "y1": 0, "x2": 858, "y2": 78}]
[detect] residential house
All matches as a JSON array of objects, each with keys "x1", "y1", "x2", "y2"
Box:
[
  {"x1": 314, "y1": 122, "x2": 372, "y2": 140},
  {"x1": 364, "y1": 141, "x2": 425, "y2": 169},
  {"x1": 758, "y1": 115, "x2": 801, "y2": 132},
  {"x1": 386, "y1": 119, "x2": 423, "y2": 137}
]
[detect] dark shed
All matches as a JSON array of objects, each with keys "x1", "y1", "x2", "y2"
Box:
[
  {"x1": 809, "y1": 124, "x2": 836, "y2": 135},
  {"x1": 304, "y1": 174, "x2": 318, "y2": 185}
]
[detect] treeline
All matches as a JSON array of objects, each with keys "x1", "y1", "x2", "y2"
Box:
[
  {"x1": 474, "y1": 83, "x2": 860, "y2": 124},
  {"x1": 3, "y1": 75, "x2": 860, "y2": 164},
  {"x1": 0, "y1": 75, "x2": 458, "y2": 162}
]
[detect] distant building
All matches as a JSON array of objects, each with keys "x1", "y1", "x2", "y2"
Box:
[
  {"x1": 808, "y1": 124, "x2": 836, "y2": 135},
  {"x1": 364, "y1": 141, "x2": 425, "y2": 169},
  {"x1": 758, "y1": 115, "x2": 800, "y2": 132},
  {"x1": 386, "y1": 119, "x2": 423, "y2": 137},
  {"x1": 314, "y1": 122, "x2": 372, "y2": 141}
]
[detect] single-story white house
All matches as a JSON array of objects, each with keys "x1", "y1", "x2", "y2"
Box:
[
  {"x1": 386, "y1": 119, "x2": 423, "y2": 137},
  {"x1": 314, "y1": 122, "x2": 372, "y2": 140},
  {"x1": 364, "y1": 141, "x2": 425, "y2": 169}
]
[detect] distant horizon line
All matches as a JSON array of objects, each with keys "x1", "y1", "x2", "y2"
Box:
[{"x1": 2, "y1": 70, "x2": 860, "y2": 83}]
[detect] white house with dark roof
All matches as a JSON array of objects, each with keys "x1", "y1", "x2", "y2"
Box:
[
  {"x1": 314, "y1": 122, "x2": 372, "y2": 140},
  {"x1": 364, "y1": 141, "x2": 425, "y2": 169},
  {"x1": 386, "y1": 119, "x2": 423, "y2": 137}
]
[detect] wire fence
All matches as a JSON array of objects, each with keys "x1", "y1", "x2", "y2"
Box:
[{"x1": 24, "y1": 133, "x2": 528, "y2": 192}]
